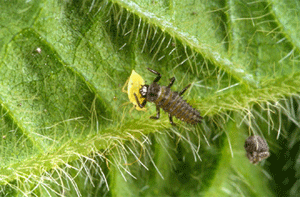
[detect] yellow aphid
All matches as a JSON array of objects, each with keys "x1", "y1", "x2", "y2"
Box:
[{"x1": 123, "y1": 70, "x2": 147, "y2": 111}]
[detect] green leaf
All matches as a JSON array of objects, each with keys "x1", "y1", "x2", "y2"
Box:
[{"x1": 0, "y1": 0, "x2": 300, "y2": 196}]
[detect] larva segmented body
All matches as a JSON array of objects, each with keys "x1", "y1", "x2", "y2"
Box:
[{"x1": 134, "y1": 68, "x2": 202, "y2": 125}]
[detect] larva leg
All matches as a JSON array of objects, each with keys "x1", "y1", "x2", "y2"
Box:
[
  {"x1": 167, "y1": 77, "x2": 175, "y2": 88},
  {"x1": 168, "y1": 113, "x2": 176, "y2": 126},
  {"x1": 150, "y1": 106, "x2": 160, "y2": 119},
  {"x1": 134, "y1": 93, "x2": 147, "y2": 108},
  {"x1": 179, "y1": 84, "x2": 191, "y2": 96},
  {"x1": 147, "y1": 68, "x2": 161, "y2": 83}
]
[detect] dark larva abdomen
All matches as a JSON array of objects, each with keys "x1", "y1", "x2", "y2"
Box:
[{"x1": 155, "y1": 86, "x2": 202, "y2": 124}]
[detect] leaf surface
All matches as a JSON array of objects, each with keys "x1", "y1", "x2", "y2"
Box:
[{"x1": 0, "y1": 0, "x2": 299, "y2": 196}]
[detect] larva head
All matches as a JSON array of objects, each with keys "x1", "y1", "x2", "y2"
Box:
[{"x1": 139, "y1": 85, "x2": 149, "y2": 98}]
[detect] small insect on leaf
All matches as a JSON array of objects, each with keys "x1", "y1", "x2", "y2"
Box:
[
  {"x1": 126, "y1": 70, "x2": 146, "y2": 111},
  {"x1": 132, "y1": 68, "x2": 202, "y2": 125},
  {"x1": 244, "y1": 135, "x2": 270, "y2": 164}
]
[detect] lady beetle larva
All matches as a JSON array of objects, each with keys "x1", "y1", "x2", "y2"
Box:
[{"x1": 134, "y1": 68, "x2": 202, "y2": 125}]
